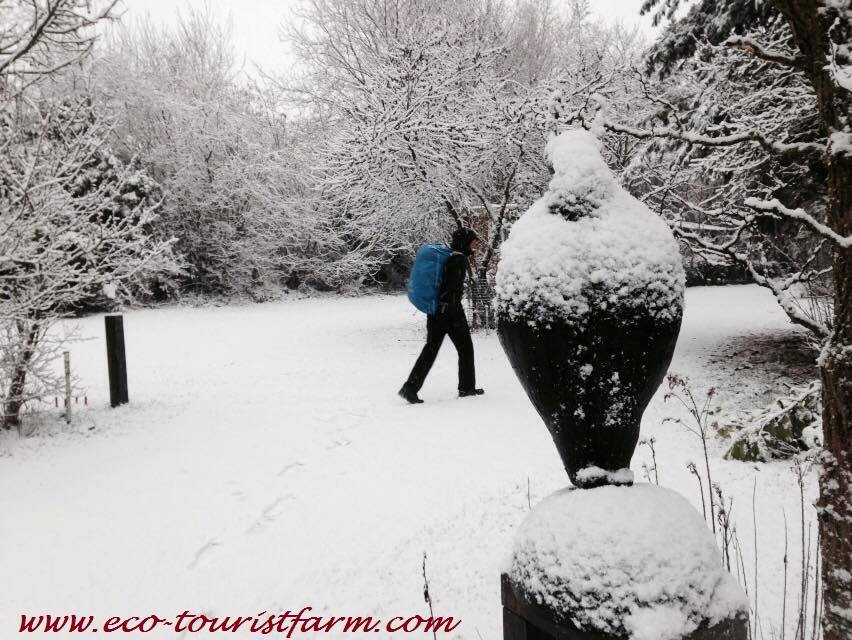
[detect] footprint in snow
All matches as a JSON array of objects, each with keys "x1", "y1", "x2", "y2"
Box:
[
  {"x1": 246, "y1": 495, "x2": 294, "y2": 534},
  {"x1": 326, "y1": 437, "x2": 352, "y2": 450},
  {"x1": 187, "y1": 539, "x2": 222, "y2": 569},
  {"x1": 277, "y1": 461, "x2": 304, "y2": 476}
]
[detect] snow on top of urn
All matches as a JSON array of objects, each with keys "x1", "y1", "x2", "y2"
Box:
[
  {"x1": 495, "y1": 130, "x2": 685, "y2": 326},
  {"x1": 544, "y1": 130, "x2": 616, "y2": 216},
  {"x1": 506, "y1": 484, "x2": 748, "y2": 640}
]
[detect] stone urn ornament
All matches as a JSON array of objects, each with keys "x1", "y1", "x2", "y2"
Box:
[
  {"x1": 494, "y1": 130, "x2": 748, "y2": 640},
  {"x1": 495, "y1": 129, "x2": 685, "y2": 488}
]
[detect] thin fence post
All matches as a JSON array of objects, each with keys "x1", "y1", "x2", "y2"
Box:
[
  {"x1": 63, "y1": 351, "x2": 71, "y2": 423},
  {"x1": 105, "y1": 315, "x2": 129, "y2": 407}
]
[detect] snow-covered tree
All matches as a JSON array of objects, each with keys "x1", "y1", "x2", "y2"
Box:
[
  {"x1": 0, "y1": 0, "x2": 117, "y2": 97},
  {"x1": 0, "y1": 0, "x2": 177, "y2": 428},
  {"x1": 285, "y1": 0, "x2": 644, "y2": 323},
  {"x1": 586, "y1": 2, "x2": 852, "y2": 637},
  {"x1": 619, "y1": 13, "x2": 830, "y2": 332},
  {"x1": 92, "y1": 9, "x2": 363, "y2": 297},
  {"x1": 0, "y1": 98, "x2": 178, "y2": 428}
]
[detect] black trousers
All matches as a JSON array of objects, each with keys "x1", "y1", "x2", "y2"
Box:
[{"x1": 406, "y1": 310, "x2": 475, "y2": 392}]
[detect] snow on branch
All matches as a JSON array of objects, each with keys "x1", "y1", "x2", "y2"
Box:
[
  {"x1": 827, "y1": 16, "x2": 852, "y2": 94},
  {"x1": 723, "y1": 35, "x2": 807, "y2": 69},
  {"x1": 740, "y1": 257, "x2": 831, "y2": 339},
  {"x1": 673, "y1": 224, "x2": 831, "y2": 339},
  {"x1": 0, "y1": 0, "x2": 119, "y2": 96},
  {"x1": 664, "y1": 193, "x2": 834, "y2": 339},
  {"x1": 602, "y1": 119, "x2": 826, "y2": 159},
  {"x1": 744, "y1": 197, "x2": 852, "y2": 248}
]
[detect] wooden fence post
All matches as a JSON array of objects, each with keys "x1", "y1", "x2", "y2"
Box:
[
  {"x1": 105, "y1": 315, "x2": 129, "y2": 407},
  {"x1": 63, "y1": 351, "x2": 71, "y2": 423}
]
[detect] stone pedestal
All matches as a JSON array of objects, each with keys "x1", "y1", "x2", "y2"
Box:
[
  {"x1": 502, "y1": 575, "x2": 748, "y2": 640},
  {"x1": 502, "y1": 485, "x2": 749, "y2": 640}
]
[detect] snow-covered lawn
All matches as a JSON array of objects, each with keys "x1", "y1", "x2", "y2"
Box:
[{"x1": 0, "y1": 285, "x2": 819, "y2": 639}]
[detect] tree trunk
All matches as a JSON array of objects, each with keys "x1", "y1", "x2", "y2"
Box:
[
  {"x1": 3, "y1": 320, "x2": 39, "y2": 430},
  {"x1": 818, "y1": 151, "x2": 852, "y2": 640}
]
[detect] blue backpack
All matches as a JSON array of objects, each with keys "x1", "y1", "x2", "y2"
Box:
[{"x1": 407, "y1": 243, "x2": 452, "y2": 314}]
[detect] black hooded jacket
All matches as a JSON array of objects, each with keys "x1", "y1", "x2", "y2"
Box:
[{"x1": 438, "y1": 228, "x2": 477, "y2": 314}]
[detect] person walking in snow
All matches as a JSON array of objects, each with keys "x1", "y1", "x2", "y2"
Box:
[{"x1": 399, "y1": 227, "x2": 485, "y2": 404}]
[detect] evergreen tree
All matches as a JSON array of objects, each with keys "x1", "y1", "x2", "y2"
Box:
[{"x1": 631, "y1": 2, "x2": 852, "y2": 637}]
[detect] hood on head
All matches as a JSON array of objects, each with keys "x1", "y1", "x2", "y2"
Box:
[{"x1": 451, "y1": 227, "x2": 478, "y2": 256}]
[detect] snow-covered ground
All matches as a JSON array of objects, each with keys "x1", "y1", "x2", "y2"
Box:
[{"x1": 0, "y1": 285, "x2": 819, "y2": 639}]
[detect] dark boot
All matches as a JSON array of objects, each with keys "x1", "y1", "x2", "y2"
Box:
[
  {"x1": 399, "y1": 384, "x2": 424, "y2": 404},
  {"x1": 458, "y1": 388, "x2": 484, "y2": 397}
]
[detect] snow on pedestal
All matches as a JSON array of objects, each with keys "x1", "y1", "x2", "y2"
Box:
[
  {"x1": 504, "y1": 484, "x2": 749, "y2": 640},
  {"x1": 495, "y1": 129, "x2": 685, "y2": 488}
]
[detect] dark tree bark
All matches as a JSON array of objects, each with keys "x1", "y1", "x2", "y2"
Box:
[{"x1": 817, "y1": 162, "x2": 852, "y2": 639}]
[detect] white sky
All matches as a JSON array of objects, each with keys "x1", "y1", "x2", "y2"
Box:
[{"x1": 116, "y1": 0, "x2": 665, "y2": 76}]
